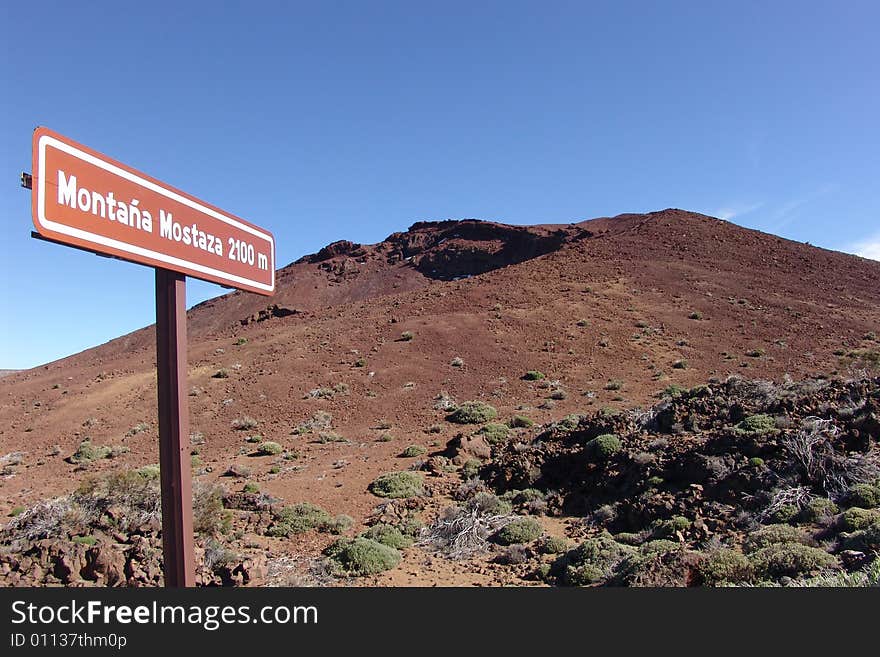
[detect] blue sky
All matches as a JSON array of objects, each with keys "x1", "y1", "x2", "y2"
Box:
[{"x1": 1, "y1": 1, "x2": 878, "y2": 369}]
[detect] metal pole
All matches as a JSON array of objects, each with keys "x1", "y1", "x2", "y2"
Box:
[{"x1": 155, "y1": 268, "x2": 195, "y2": 587}]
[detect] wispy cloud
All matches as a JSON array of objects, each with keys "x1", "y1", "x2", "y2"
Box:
[
  {"x1": 714, "y1": 202, "x2": 764, "y2": 222},
  {"x1": 849, "y1": 233, "x2": 880, "y2": 261},
  {"x1": 765, "y1": 183, "x2": 839, "y2": 233}
]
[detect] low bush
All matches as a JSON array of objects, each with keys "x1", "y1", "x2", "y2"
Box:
[
  {"x1": 493, "y1": 517, "x2": 542, "y2": 545},
  {"x1": 360, "y1": 524, "x2": 413, "y2": 549},
  {"x1": 400, "y1": 445, "x2": 427, "y2": 458},
  {"x1": 192, "y1": 484, "x2": 232, "y2": 536},
  {"x1": 523, "y1": 371, "x2": 546, "y2": 381},
  {"x1": 735, "y1": 414, "x2": 776, "y2": 435},
  {"x1": 538, "y1": 535, "x2": 570, "y2": 554},
  {"x1": 447, "y1": 401, "x2": 498, "y2": 424},
  {"x1": 586, "y1": 434, "x2": 621, "y2": 460},
  {"x1": 369, "y1": 471, "x2": 424, "y2": 498},
  {"x1": 320, "y1": 514, "x2": 354, "y2": 535},
  {"x1": 266, "y1": 503, "x2": 331, "y2": 537},
  {"x1": 68, "y1": 440, "x2": 112, "y2": 464},
  {"x1": 748, "y1": 543, "x2": 837, "y2": 579},
  {"x1": 839, "y1": 507, "x2": 880, "y2": 532},
  {"x1": 698, "y1": 549, "x2": 753, "y2": 586},
  {"x1": 460, "y1": 459, "x2": 481, "y2": 478},
  {"x1": 478, "y1": 423, "x2": 510, "y2": 444},
  {"x1": 324, "y1": 537, "x2": 400, "y2": 576},
  {"x1": 840, "y1": 521, "x2": 880, "y2": 552},
  {"x1": 257, "y1": 441, "x2": 283, "y2": 456},
  {"x1": 744, "y1": 525, "x2": 812, "y2": 553},
  {"x1": 801, "y1": 497, "x2": 839, "y2": 523},
  {"x1": 231, "y1": 416, "x2": 258, "y2": 431},
  {"x1": 466, "y1": 492, "x2": 512, "y2": 516},
  {"x1": 555, "y1": 535, "x2": 635, "y2": 586},
  {"x1": 846, "y1": 483, "x2": 880, "y2": 509},
  {"x1": 508, "y1": 415, "x2": 534, "y2": 428}
]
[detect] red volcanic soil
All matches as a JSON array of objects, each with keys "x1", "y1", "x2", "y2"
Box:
[{"x1": 1, "y1": 209, "x2": 879, "y2": 585}]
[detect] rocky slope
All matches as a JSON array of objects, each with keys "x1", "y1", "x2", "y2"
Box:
[{"x1": 1, "y1": 209, "x2": 878, "y2": 586}]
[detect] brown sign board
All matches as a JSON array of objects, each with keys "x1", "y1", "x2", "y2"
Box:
[{"x1": 31, "y1": 127, "x2": 275, "y2": 295}]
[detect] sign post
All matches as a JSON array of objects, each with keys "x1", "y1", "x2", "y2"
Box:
[
  {"x1": 155, "y1": 268, "x2": 195, "y2": 587},
  {"x1": 27, "y1": 127, "x2": 275, "y2": 587}
]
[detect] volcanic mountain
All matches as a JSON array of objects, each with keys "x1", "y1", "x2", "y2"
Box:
[{"x1": 1, "y1": 209, "x2": 878, "y2": 586}]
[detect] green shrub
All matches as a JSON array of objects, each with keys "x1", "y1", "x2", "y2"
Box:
[
  {"x1": 231, "y1": 416, "x2": 258, "y2": 430},
  {"x1": 369, "y1": 471, "x2": 423, "y2": 498},
  {"x1": 467, "y1": 492, "x2": 513, "y2": 516},
  {"x1": 324, "y1": 537, "x2": 401, "y2": 576},
  {"x1": 749, "y1": 543, "x2": 837, "y2": 579},
  {"x1": 72, "y1": 535, "x2": 98, "y2": 546},
  {"x1": 134, "y1": 464, "x2": 161, "y2": 479},
  {"x1": 767, "y1": 504, "x2": 800, "y2": 524},
  {"x1": 267, "y1": 503, "x2": 331, "y2": 537},
  {"x1": 523, "y1": 371, "x2": 546, "y2": 381},
  {"x1": 616, "y1": 547, "x2": 700, "y2": 587},
  {"x1": 68, "y1": 440, "x2": 112, "y2": 464},
  {"x1": 400, "y1": 445, "x2": 427, "y2": 458},
  {"x1": 802, "y1": 497, "x2": 839, "y2": 522},
  {"x1": 744, "y1": 525, "x2": 812, "y2": 553},
  {"x1": 508, "y1": 415, "x2": 534, "y2": 428},
  {"x1": 507, "y1": 488, "x2": 546, "y2": 507},
  {"x1": 243, "y1": 483, "x2": 260, "y2": 494},
  {"x1": 538, "y1": 536, "x2": 570, "y2": 554},
  {"x1": 212, "y1": 369, "x2": 229, "y2": 379},
  {"x1": 9, "y1": 506, "x2": 26, "y2": 517},
  {"x1": 840, "y1": 521, "x2": 880, "y2": 552},
  {"x1": 662, "y1": 384, "x2": 687, "y2": 398},
  {"x1": 846, "y1": 484, "x2": 880, "y2": 509},
  {"x1": 698, "y1": 549, "x2": 753, "y2": 586},
  {"x1": 399, "y1": 331, "x2": 414, "y2": 341},
  {"x1": 555, "y1": 414, "x2": 582, "y2": 432},
  {"x1": 735, "y1": 414, "x2": 776, "y2": 435},
  {"x1": 613, "y1": 532, "x2": 644, "y2": 546},
  {"x1": 447, "y1": 401, "x2": 498, "y2": 424},
  {"x1": 748, "y1": 457, "x2": 765, "y2": 467},
  {"x1": 651, "y1": 516, "x2": 690, "y2": 539},
  {"x1": 257, "y1": 441, "x2": 283, "y2": 456},
  {"x1": 688, "y1": 311, "x2": 703, "y2": 320},
  {"x1": 672, "y1": 359, "x2": 688, "y2": 370},
  {"x1": 557, "y1": 535, "x2": 635, "y2": 586},
  {"x1": 316, "y1": 431, "x2": 347, "y2": 443},
  {"x1": 494, "y1": 517, "x2": 542, "y2": 545},
  {"x1": 193, "y1": 484, "x2": 232, "y2": 536},
  {"x1": 360, "y1": 523, "x2": 413, "y2": 549},
  {"x1": 460, "y1": 459, "x2": 481, "y2": 478},
  {"x1": 478, "y1": 423, "x2": 510, "y2": 444},
  {"x1": 587, "y1": 434, "x2": 621, "y2": 460},
  {"x1": 604, "y1": 380, "x2": 623, "y2": 391},
  {"x1": 839, "y1": 507, "x2": 880, "y2": 532},
  {"x1": 321, "y1": 514, "x2": 354, "y2": 535}
]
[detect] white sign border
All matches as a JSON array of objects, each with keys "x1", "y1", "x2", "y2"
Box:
[{"x1": 36, "y1": 134, "x2": 275, "y2": 293}]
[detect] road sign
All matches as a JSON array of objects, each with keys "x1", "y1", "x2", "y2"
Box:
[
  {"x1": 26, "y1": 127, "x2": 276, "y2": 587},
  {"x1": 32, "y1": 127, "x2": 275, "y2": 295}
]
